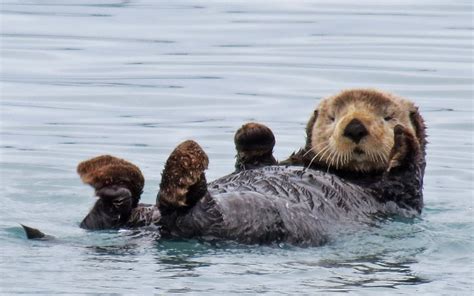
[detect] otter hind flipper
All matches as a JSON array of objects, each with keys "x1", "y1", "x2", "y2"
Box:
[
  {"x1": 234, "y1": 122, "x2": 277, "y2": 171},
  {"x1": 77, "y1": 155, "x2": 144, "y2": 205},
  {"x1": 21, "y1": 224, "x2": 50, "y2": 240},
  {"x1": 158, "y1": 140, "x2": 209, "y2": 210},
  {"x1": 77, "y1": 155, "x2": 145, "y2": 230}
]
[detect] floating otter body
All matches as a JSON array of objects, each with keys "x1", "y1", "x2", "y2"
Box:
[
  {"x1": 26, "y1": 89, "x2": 426, "y2": 246},
  {"x1": 157, "y1": 164, "x2": 422, "y2": 246}
]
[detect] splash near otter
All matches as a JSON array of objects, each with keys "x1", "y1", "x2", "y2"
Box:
[{"x1": 24, "y1": 89, "x2": 426, "y2": 247}]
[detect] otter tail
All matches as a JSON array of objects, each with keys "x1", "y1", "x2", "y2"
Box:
[{"x1": 21, "y1": 224, "x2": 50, "y2": 240}]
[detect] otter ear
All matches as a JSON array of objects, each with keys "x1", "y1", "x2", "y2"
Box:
[
  {"x1": 77, "y1": 155, "x2": 144, "y2": 204},
  {"x1": 408, "y1": 105, "x2": 427, "y2": 151},
  {"x1": 305, "y1": 109, "x2": 318, "y2": 146}
]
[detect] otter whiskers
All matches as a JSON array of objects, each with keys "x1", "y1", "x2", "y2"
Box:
[
  {"x1": 307, "y1": 140, "x2": 392, "y2": 171},
  {"x1": 302, "y1": 148, "x2": 314, "y2": 158},
  {"x1": 305, "y1": 144, "x2": 330, "y2": 170}
]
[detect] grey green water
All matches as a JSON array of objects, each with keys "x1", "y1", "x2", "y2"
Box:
[{"x1": 1, "y1": 0, "x2": 473, "y2": 294}]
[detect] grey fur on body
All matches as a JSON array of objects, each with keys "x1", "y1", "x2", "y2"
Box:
[{"x1": 115, "y1": 161, "x2": 423, "y2": 246}]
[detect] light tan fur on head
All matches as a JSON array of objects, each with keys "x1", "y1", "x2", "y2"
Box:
[{"x1": 308, "y1": 89, "x2": 421, "y2": 172}]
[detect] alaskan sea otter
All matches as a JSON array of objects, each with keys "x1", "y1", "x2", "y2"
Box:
[{"x1": 24, "y1": 89, "x2": 426, "y2": 246}]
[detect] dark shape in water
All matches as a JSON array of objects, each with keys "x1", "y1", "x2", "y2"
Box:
[
  {"x1": 24, "y1": 90, "x2": 427, "y2": 247},
  {"x1": 21, "y1": 224, "x2": 48, "y2": 240}
]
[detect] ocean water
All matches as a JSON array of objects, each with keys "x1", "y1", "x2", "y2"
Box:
[{"x1": 1, "y1": 0, "x2": 473, "y2": 294}]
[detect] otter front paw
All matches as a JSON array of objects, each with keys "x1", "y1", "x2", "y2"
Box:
[
  {"x1": 158, "y1": 140, "x2": 209, "y2": 209},
  {"x1": 386, "y1": 124, "x2": 421, "y2": 173},
  {"x1": 234, "y1": 122, "x2": 277, "y2": 171}
]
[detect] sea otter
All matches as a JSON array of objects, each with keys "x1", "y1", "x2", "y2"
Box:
[{"x1": 24, "y1": 89, "x2": 426, "y2": 246}]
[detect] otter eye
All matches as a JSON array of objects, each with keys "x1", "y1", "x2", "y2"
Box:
[
  {"x1": 384, "y1": 115, "x2": 393, "y2": 121},
  {"x1": 328, "y1": 115, "x2": 335, "y2": 122}
]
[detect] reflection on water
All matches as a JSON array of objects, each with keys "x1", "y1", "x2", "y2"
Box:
[
  {"x1": 315, "y1": 257, "x2": 429, "y2": 292},
  {"x1": 1, "y1": 0, "x2": 473, "y2": 294}
]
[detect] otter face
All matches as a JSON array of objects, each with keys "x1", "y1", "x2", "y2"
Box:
[{"x1": 309, "y1": 89, "x2": 420, "y2": 172}]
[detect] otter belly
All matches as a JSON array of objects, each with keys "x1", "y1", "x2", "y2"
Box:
[{"x1": 168, "y1": 166, "x2": 385, "y2": 246}]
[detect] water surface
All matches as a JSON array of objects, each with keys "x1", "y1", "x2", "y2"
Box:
[{"x1": 1, "y1": 0, "x2": 473, "y2": 294}]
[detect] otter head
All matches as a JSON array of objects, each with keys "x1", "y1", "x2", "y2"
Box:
[{"x1": 306, "y1": 89, "x2": 425, "y2": 173}]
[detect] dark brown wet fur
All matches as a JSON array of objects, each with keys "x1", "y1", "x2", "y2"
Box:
[
  {"x1": 409, "y1": 106, "x2": 427, "y2": 154},
  {"x1": 158, "y1": 140, "x2": 209, "y2": 209},
  {"x1": 21, "y1": 224, "x2": 47, "y2": 239},
  {"x1": 234, "y1": 122, "x2": 277, "y2": 171},
  {"x1": 386, "y1": 124, "x2": 422, "y2": 173}
]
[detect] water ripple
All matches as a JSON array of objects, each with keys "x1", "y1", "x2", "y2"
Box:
[{"x1": 1, "y1": 0, "x2": 472, "y2": 295}]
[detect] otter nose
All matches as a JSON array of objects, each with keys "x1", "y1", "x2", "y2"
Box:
[{"x1": 343, "y1": 119, "x2": 368, "y2": 144}]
